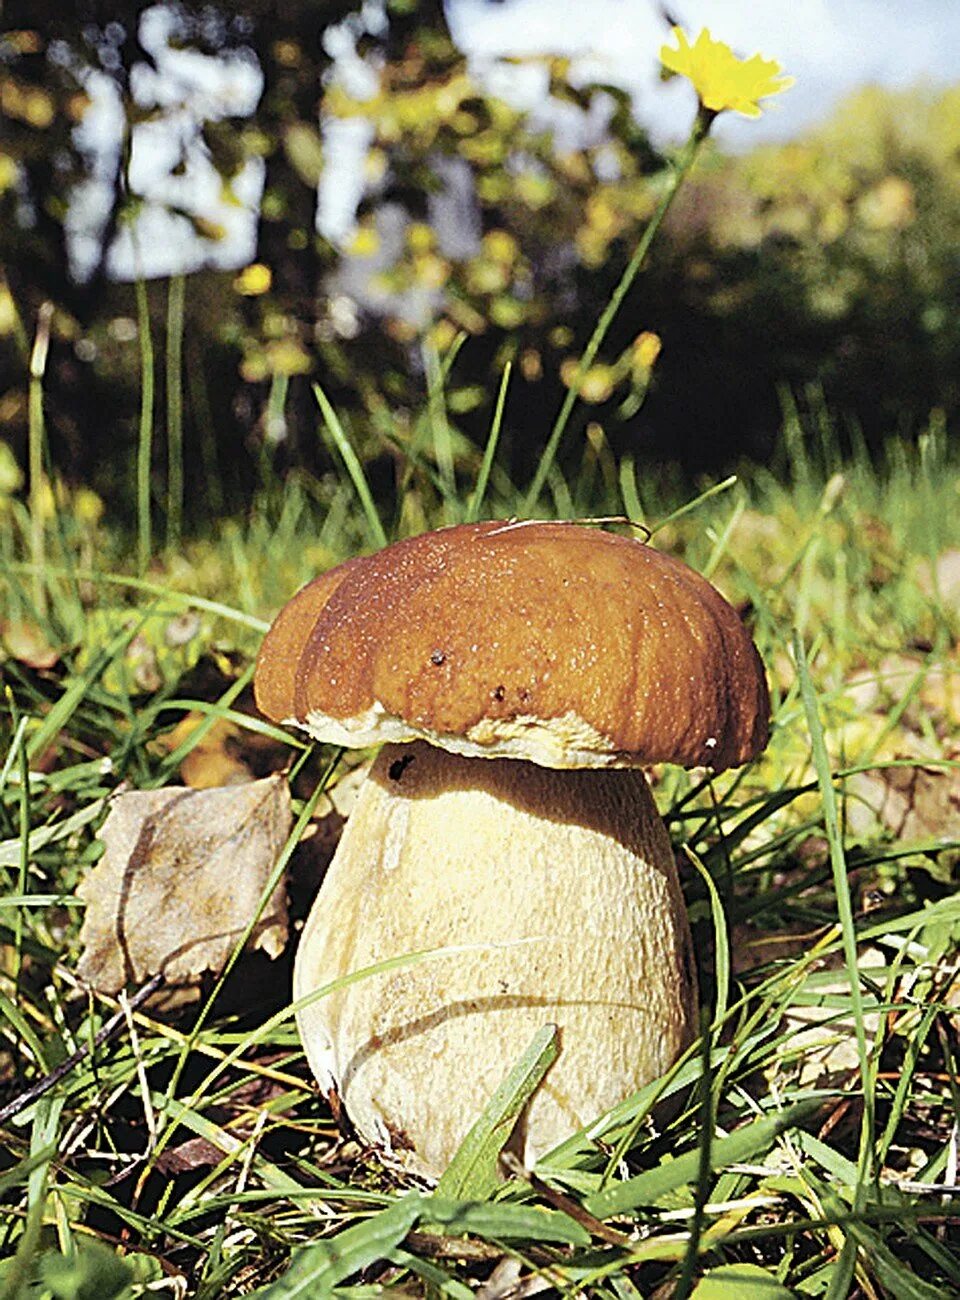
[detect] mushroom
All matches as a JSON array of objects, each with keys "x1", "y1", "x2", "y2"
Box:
[{"x1": 254, "y1": 520, "x2": 769, "y2": 1179}]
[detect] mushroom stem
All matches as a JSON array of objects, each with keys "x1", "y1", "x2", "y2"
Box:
[{"x1": 294, "y1": 741, "x2": 697, "y2": 1180}]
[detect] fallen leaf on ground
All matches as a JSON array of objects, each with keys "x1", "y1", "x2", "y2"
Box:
[
  {"x1": 768, "y1": 947, "x2": 886, "y2": 1090},
  {"x1": 154, "y1": 713, "x2": 252, "y2": 788},
  {"x1": 848, "y1": 756, "x2": 960, "y2": 845},
  {"x1": 1, "y1": 618, "x2": 60, "y2": 669},
  {"x1": 155, "y1": 1137, "x2": 226, "y2": 1176},
  {"x1": 76, "y1": 775, "x2": 291, "y2": 1003},
  {"x1": 917, "y1": 548, "x2": 960, "y2": 605}
]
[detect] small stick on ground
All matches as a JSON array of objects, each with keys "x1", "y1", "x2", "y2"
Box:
[{"x1": 0, "y1": 973, "x2": 163, "y2": 1126}]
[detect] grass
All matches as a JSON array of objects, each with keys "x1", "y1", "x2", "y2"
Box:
[{"x1": 0, "y1": 372, "x2": 959, "y2": 1299}]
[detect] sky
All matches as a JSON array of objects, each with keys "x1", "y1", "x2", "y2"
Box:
[
  {"x1": 67, "y1": 0, "x2": 960, "y2": 280},
  {"x1": 449, "y1": 0, "x2": 960, "y2": 148}
]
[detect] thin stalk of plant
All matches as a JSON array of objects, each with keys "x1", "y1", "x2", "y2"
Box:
[
  {"x1": 423, "y1": 341, "x2": 457, "y2": 519},
  {"x1": 260, "y1": 370, "x2": 289, "y2": 489},
  {"x1": 13, "y1": 704, "x2": 30, "y2": 1006},
  {"x1": 313, "y1": 381, "x2": 387, "y2": 548},
  {"x1": 647, "y1": 474, "x2": 738, "y2": 537},
  {"x1": 28, "y1": 302, "x2": 53, "y2": 617},
  {"x1": 466, "y1": 360, "x2": 511, "y2": 523},
  {"x1": 135, "y1": 276, "x2": 155, "y2": 574},
  {"x1": 794, "y1": 632, "x2": 876, "y2": 1294},
  {"x1": 673, "y1": 1010, "x2": 715, "y2": 1300},
  {"x1": 522, "y1": 107, "x2": 714, "y2": 512},
  {"x1": 165, "y1": 273, "x2": 185, "y2": 552}
]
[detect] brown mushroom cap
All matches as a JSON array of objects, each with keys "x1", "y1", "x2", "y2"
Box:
[{"x1": 254, "y1": 520, "x2": 769, "y2": 771}]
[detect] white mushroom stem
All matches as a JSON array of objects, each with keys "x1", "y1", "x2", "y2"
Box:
[{"x1": 293, "y1": 741, "x2": 697, "y2": 1180}]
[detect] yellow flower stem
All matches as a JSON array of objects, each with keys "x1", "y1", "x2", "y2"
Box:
[{"x1": 523, "y1": 107, "x2": 715, "y2": 513}]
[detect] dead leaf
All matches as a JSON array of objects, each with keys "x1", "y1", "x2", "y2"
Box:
[
  {"x1": 155, "y1": 1137, "x2": 226, "y2": 1175},
  {"x1": 916, "y1": 549, "x2": 960, "y2": 605},
  {"x1": 126, "y1": 633, "x2": 162, "y2": 693},
  {"x1": 155, "y1": 713, "x2": 252, "y2": 788},
  {"x1": 848, "y1": 758, "x2": 960, "y2": 845},
  {"x1": 771, "y1": 947, "x2": 885, "y2": 1090},
  {"x1": 1, "y1": 618, "x2": 60, "y2": 669},
  {"x1": 76, "y1": 775, "x2": 292, "y2": 1003},
  {"x1": 164, "y1": 610, "x2": 201, "y2": 647}
]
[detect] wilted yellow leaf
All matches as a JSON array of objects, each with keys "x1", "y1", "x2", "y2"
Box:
[{"x1": 156, "y1": 713, "x2": 251, "y2": 788}]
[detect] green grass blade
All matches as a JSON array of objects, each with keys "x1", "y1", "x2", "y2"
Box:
[
  {"x1": 250, "y1": 1195, "x2": 424, "y2": 1295},
  {"x1": 437, "y1": 1023, "x2": 559, "y2": 1200},
  {"x1": 684, "y1": 847, "x2": 729, "y2": 1029},
  {"x1": 647, "y1": 476, "x2": 738, "y2": 539},
  {"x1": 25, "y1": 617, "x2": 147, "y2": 763},
  {"x1": 423, "y1": 341, "x2": 457, "y2": 516},
  {"x1": 425, "y1": 1199, "x2": 589, "y2": 1246},
  {"x1": 5, "y1": 563, "x2": 269, "y2": 632},
  {"x1": 793, "y1": 636, "x2": 874, "y2": 1169},
  {"x1": 794, "y1": 633, "x2": 876, "y2": 1299},
  {"x1": 618, "y1": 453, "x2": 645, "y2": 526},
  {"x1": 583, "y1": 1099, "x2": 820, "y2": 1219},
  {"x1": 313, "y1": 382, "x2": 387, "y2": 548}
]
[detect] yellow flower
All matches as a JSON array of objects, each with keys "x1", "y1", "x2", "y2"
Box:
[
  {"x1": 660, "y1": 27, "x2": 794, "y2": 119},
  {"x1": 234, "y1": 262, "x2": 272, "y2": 296}
]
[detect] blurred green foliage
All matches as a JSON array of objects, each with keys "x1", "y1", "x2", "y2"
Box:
[{"x1": 0, "y1": 3, "x2": 957, "y2": 528}]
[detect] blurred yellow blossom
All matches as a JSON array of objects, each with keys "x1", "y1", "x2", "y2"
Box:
[
  {"x1": 73, "y1": 487, "x2": 105, "y2": 527},
  {"x1": 0, "y1": 78, "x2": 54, "y2": 128},
  {"x1": 0, "y1": 154, "x2": 18, "y2": 193},
  {"x1": 660, "y1": 27, "x2": 794, "y2": 119},
  {"x1": 560, "y1": 360, "x2": 617, "y2": 404},
  {"x1": 234, "y1": 263, "x2": 272, "y2": 296},
  {"x1": 482, "y1": 229, "x2": 519, "y2": 264},
  {"x1": 857, "y1": 176, "x2": 916, "y2": 230},
  {"x1": 0, "y1": 281, "x2": 18, "y2": 335},
  {"x1": 406, "y1": 222, "x2": 435, "y2": 254},
  {"x1": 633, "y1": 331, "x2": 662, "y2": 372},
  {"x1": 349, "y1": 224, "x2": 380, "y2": 258}
]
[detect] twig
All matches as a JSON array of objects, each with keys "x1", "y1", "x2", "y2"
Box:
[
  {"x1": 499, "y1": 1149, "x2": 630, "y2": 1247},
  {"x1": 0, "y1": 974, "x2": 163, "y2": 1126}
]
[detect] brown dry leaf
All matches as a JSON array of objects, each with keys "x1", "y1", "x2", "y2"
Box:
[
  {"x1": 76, "y1": 775, "x2": 291, "y2": 1002},
  {"x1": 155, "y1": 1136, "x2": 226, "y2": 1176}
]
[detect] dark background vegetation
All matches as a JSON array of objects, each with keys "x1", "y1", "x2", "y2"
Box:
[{"x1": 1, "y1": 0, "x2": 958, "y2": 525}]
